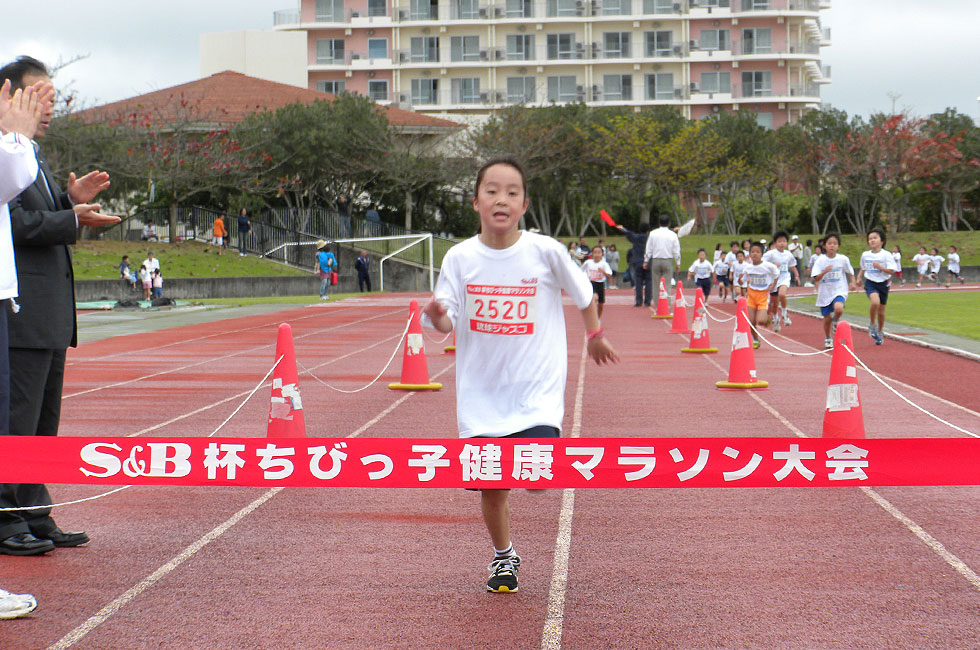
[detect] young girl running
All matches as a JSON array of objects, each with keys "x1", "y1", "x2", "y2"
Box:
[
  {"x1": 945, "y1": 245, "x2": 964, "y2": 286},
  {"x1": 730, "y1": 249, "x2": 749, "y2": 299},
  {"x1": 891, "y1": 245, "x2": 904, "y2": 285},
  {"x1": 739, "y1": 242, "x2": 779, "y2": 348},
  {"x1": 929, "y1": 248, "x2": 944, "y2": 286},
  {"x1": 423, "y1": 157, "x2": 618, "y2": 594},
  {"x1": 713, "y1": 251, "x2": 732, "y2": 303},
  {"x1": 687, "y1": 248, "x2": 715, "y2": 303},
  {"x1": 581, "y1": 246, "x2": 613, "y2": 318},
  {"x1": 811, "y1": 233, "x2": 855, "y2": 348},
  {"x1": 912, "y1": 246, "x2": 931, "y2": 287},
  {"x1": 855, "y1": 228, "x2": 897, "y2": 345}
]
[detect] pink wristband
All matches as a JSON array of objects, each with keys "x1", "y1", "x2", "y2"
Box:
[{"x1": 587, "y1": 328, "x2": 604, "y2": 341}]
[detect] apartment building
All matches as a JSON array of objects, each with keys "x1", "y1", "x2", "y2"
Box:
[{"x1": 271, "y1": 0, "x2": 831, "y2": 127}]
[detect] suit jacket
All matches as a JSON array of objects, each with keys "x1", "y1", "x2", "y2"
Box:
[{"x1": 7, "y1": 152, "x2": 78, "y2": 350}]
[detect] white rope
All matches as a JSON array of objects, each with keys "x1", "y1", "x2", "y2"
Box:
[
  {"x1": 207, "y1": 356, "x2": 283, "y2": 438},
  {"x1": 299, "y1": 317, "x2": 412, "y2": 394},
  {"x1": 423, "y1": 327, "x2": 453, "y2": 344},
  {"x1": 0, "y1": 486, "x2": 133, "y2": 512},
  {"x1": 703, "y1": 304, "x2": 736, "y2": 323},
  {"x1": 842, "y1": 343, "x2": 977, "y2": 438},
  {"x1": 744, "y1": 313, "x2": 831, "y2": 357}
]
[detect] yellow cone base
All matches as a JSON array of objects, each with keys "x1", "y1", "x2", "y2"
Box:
[
  {"x1": 651, "y1": 314, "x2": 672, "y2": 319},
  {"x1": 716, "y1": 380, "x2": 769, "y2": 390},
  {"x1": 443, "y1": 346, "x2": 456, "y2": 353},
  {"x1": 388, "y1": 382, "x2": 443, "y2": 391},
  {"x1": 682, "y1": 347, "x2": 718, "y2": 354}
]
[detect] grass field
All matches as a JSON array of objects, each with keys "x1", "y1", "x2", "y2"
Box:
[{"x1": 792, "y1": 290, "x2": 980, "y2": 341}]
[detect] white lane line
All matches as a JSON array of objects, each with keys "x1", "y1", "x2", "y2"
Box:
[
  {"x1": 50, "y1": 330, "x2": 456, "y2": 647},
  {"x1": 49, "y1": 487, "x2": 285, "y2": 650},
  {"x1": 541, "y1": 336, "x2": 588, "y2": 650},
  {"x1": 699, "y1": 333, "x2": 980, "y2": 593},
  {"x1": 64, "y1": 308, "x2": 401, "y2": 399}
]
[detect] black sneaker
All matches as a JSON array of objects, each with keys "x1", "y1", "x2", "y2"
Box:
[{"x1": 487, "y1": 554, "x2": 521, "y2": 593}]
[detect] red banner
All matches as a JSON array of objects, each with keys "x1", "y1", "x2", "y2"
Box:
[{"x1": 0, "y1": 437, "x2": 977, "y2": 488}]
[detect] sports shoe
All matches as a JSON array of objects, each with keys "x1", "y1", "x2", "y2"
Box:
[
  {"x1": 752, "y1": 340, "x2": 760, "y2": 349},
  {"x1": 874, "y1": 331, "x2": 884, "y2": 346},
  {"x1": 487, "y1": 554, "x2": 521, "y2": 593},
  {"x1": 824, "y1": 337, "x2": 833, "y2": 349},
  {"x1": 0, "y1": 589, "x2": 37, "y2": 619},
  {"x1": 783, "y1": 313, "x2": 792, "y2": 326},
  {"x1": 869, "y1": 325, "x2": 878, "y2": 342},
  {"x1": 772, "y1": 318, "x2": 781, "y2": 333}
]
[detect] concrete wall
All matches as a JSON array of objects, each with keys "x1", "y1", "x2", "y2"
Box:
[
  {"x1": 200, "y1": 30, "x2": 308, "y2": 88},
  {"x1": 76, "y1": 257, "x2": 438, "y2": 302}
]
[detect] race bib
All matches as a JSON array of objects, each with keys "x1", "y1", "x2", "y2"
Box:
[
  {"x1": 466, "y1": 285, "x2": 537, "y2": 336},
  {"x1": 587, "y1": 269, "x2": 605, "y2": 282}
]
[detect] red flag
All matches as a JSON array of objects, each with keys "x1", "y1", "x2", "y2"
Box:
[{"x1": 599, "y1": 209, "x2": 617, "y2": 227}]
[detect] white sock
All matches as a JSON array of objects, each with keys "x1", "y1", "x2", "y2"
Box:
[{"x1": 494, "y1": 543, "x2": 515, "y2": 558}]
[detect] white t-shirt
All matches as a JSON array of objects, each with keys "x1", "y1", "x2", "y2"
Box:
[
  {"x1": 948, "y1": 252, "x2": 960, "y2": 273},
  {"x1": 142, "y1": 257, "x2": 161, "y2": 274},
  {"x1": 581, "y1": 258, "x2": 612, "y2": 283},
  {"x1": 714, "y1": 259, "x2": 730, "y2": 276},
  {"x1": 788, "y1": 241, "x2": 804, "y2": 260},
  {"x1": 762, "y1": 249, "x2": 797, "y2": 288},
  {"x1": 731, "y1": 260, "x2": 749, "y2": 287},
  {"x1": 812, "y1": 254, "x2": 854, "y2": 307},
  {"x1": 743, "y1": 261, "x2": 780, "y2": 292},
  {"x1": 0, "y1": 132, "x2": 39, "y2": 301},
  {"x1": 688, "y1": 259, "x2": 713, "y2": 280},
  {"x1": 712, "y1": 249, "x2": 722, "y2": 264},
  {"x1": 929, "y1": 255, "x2": 944, "y2": 273},
  {"x1": 724, "y1": 250, "x2": 738, "y2": 266},
  {"x1": 859, "y1": 250, "x2": 898, "y2": 284},
  {"x1": 892, "y1": 251, "x2": 902, "y2": 270},
  {"x1": 431, "y1": 232, "x2": 594, "y2": 438},
  {"x1": 912, "y1": 253, "x2": 930, "y2": 273}
]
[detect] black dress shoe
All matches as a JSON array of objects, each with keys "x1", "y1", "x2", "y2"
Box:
[
  {"x1": 38, "y1": 528, "x2": 89, "y2": 548},
  {"x1": 0, "y1": 533, "x2": 55, "y2": 556}
]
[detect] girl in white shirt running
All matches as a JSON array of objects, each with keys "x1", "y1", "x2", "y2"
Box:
[{"x1": 945, "y1": 245, "x2": 964, "y2": 286}]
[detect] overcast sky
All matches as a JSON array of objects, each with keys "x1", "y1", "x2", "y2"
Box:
[{"x1": 3, "y1": 0, "x2": 979, "y2": 121}]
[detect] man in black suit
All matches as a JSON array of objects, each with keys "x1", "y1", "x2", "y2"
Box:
[{"x1": 0, "y1": 56, "x2": 119, "y2": 556}]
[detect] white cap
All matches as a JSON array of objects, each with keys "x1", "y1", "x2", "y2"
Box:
[{"x1": 792, "y1": 234, "x2": 799, "y2": 239}]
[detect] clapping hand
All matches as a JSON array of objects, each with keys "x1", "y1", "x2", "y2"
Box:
[{"x1": 0, "y1": 80, "x2": 42, "y2": 139}]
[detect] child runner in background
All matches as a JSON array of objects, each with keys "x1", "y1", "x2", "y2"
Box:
[
  {"x1": 605, "y1": 244, "x2": 620, "y2": 289},
  {"x1": 855, "y1": 227, "x2": 897, "y2": 346},
  {"x1": 806, "y1": 244, "x2": 823, "y2": 291},
  {"x1": 724, "y1": 241, "x2": 740, "y2": 268},
  {"x1": 730, "y1": 249, "x2": 749, "y2": 299},
  {"x1": 928, "y1": 248, "x2": 944, "y2": 286},
  {"x1": 713, "y1": 250, "x2": 732, "y2": 303},
  {"x1": 945, "y1": 245, "x2": 964, "y2": 286},
  {"x1": 581, "y1": 246, "x2": 613, "y2": 319},
  {"x1": 762, "y1": 230, "x2": 801, "y2": 332},
  {"x1": 712, "y1": 243, "x2": 723, "y2": 265},
  {"x1": 891, "y1": 245, "x2": 904, "y2": 285},
  {"x1": 423, "y1": 157, "x2": 618, "y2": 594},
  {"x1": 687, "y1": 248, "x2": 714, "y2": 303},
  {"x1": 151, "y1": 269, "x2": 163, "y2": 298},
  {"x1": 139, "y1": 264, "x2": 151, "y2": 301},
  {"x1": 811, "y1": 233, "x2": 855, "y2": 349},
  {"x1": 911, "y1": 247, "x2": 931, "y2": 287},
  {"x1": 741, "y1": 239, "x2": 752, "y2": 257},
  {"x1": 739, "y1": 242, "x2": 779, "y2": 348}
]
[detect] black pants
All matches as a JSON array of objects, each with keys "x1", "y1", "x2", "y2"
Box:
[
  {"x1": 0, "y1": 347, "x2": 66, "y2": 538},
  {"x1": 631, "y1": 263, "x2": 651, "y2": 306},
  {"x1": 358, "y1": 274, "x2": 371, "y2": 292}
]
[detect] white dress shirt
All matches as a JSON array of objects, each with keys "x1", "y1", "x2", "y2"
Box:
[
  {"x1": 0, "y1": 132, "x2": 40, "y2": 300},
  {"x1": 644, "y1": 226, "x2": 681, "y2": 265}
]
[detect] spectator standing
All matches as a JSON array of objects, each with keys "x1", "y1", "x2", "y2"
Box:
[
  {"x1": 802, "y1": 239, "x2": 813, "y2": 285},
  {"x1": 314, "y1": 239, "x2": 337, "y2": 301},
  {"x1": 212, "y1": 213, "x2": 226, "y2": 255},
  {"x1": 642, "y1": 214, "x2": 681, "y2": 301},
  {"x1": 237, "y1": 208, "x2": 250, "y2": 256},
  {"x1": 142, "y1": 250, "x2": 160, "y2": 276},
  {"x1": 605, "y1": 244, "x2": 620, "y2": 289},
  {"x1": 139, "y1": 264, "x2": 151, "y2": 301},
  {"x1": 1, "y1": 56, "x2": 119, "y2": 555},
  {"x1": 354, "y1": 250, "x2": 371, "y2": 292},
  {"x1": 365, "y1": 203, "x2": 381, "y2": 236},
  {"x1": 567, "y1": 241, "x2": 585, "y2": 266},
  {"x1": 151, "y1": 269, "x2": 163, "y2": 299},
  {"x1": 616, "y1": 222, "x2": 652, "y2": 306},
  {"x1": 336, "y1": 195, "x2": 350, "y2": 239},
  {"x1": 788, "y1": 235, "x2": 804, "y2": 285}
]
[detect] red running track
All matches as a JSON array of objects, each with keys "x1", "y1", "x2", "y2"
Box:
[{"x1": 1, "y1": 293, "x2": 977, "y2": 648}]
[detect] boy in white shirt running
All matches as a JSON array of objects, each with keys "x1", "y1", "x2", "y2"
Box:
[
  {"x1": 713, "y1": 253, "x2": 732, "y2": 303},
  {"x1": 912, "y1": 246, "x2": 931, "y2": 287},
  {"x1": 423, "y1": 157, "x2": 618, "y2": 594},
  {"x1": 855, "y1": 227, "x2": 897, "y2": 345},
  {"x1": 928, "y1": 248, "x2": 944, "y2": 286},
  {"x1": 811, "y1": 233, "x2": 855, "y2": 348},
  {"x1": 687, "y1": 248, "x2": 714, "y2": 303},
  {"x1": 945, "y1": 245, "x2": 964, "y2": 286},
  {"x1": 761, "y1": 230, "x2": 800, "y2": 332},
  {"x1": 730, "y1": 250, "x2": 749, "y2": 299},
  {"x1": 581, "y1": 245, "x2": 613, "y2": 319}
]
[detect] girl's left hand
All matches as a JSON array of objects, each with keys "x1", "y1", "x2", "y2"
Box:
[{"x1": 587, "y1": 337, "x2": 619, "y2": 365}]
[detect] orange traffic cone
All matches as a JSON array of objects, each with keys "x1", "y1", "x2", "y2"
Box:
[
  {"x1": 682, "y1": 287, "x2": 718, "y2": 353},
  {"x1": 267, "y1": 323, "x2": 306, "y2": 438},
  {"x1": 716, "y1": 297, "x2": 768, "y2": 390},
  {"x1": 651, "y1": 277, "x2": 672, "y2": 319},
  {"x1": 668, "y1": 281, "x2": 690, "y2": 334},
  {"x1": 822, "y1": 321, "x2": 865, "y2": 438},
  {"x1": 389, "y1": 299, "x2": 443, "y2": 391},
  {"x1": 444, "y1": 330, "x2": 456, "y2": 354}
]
